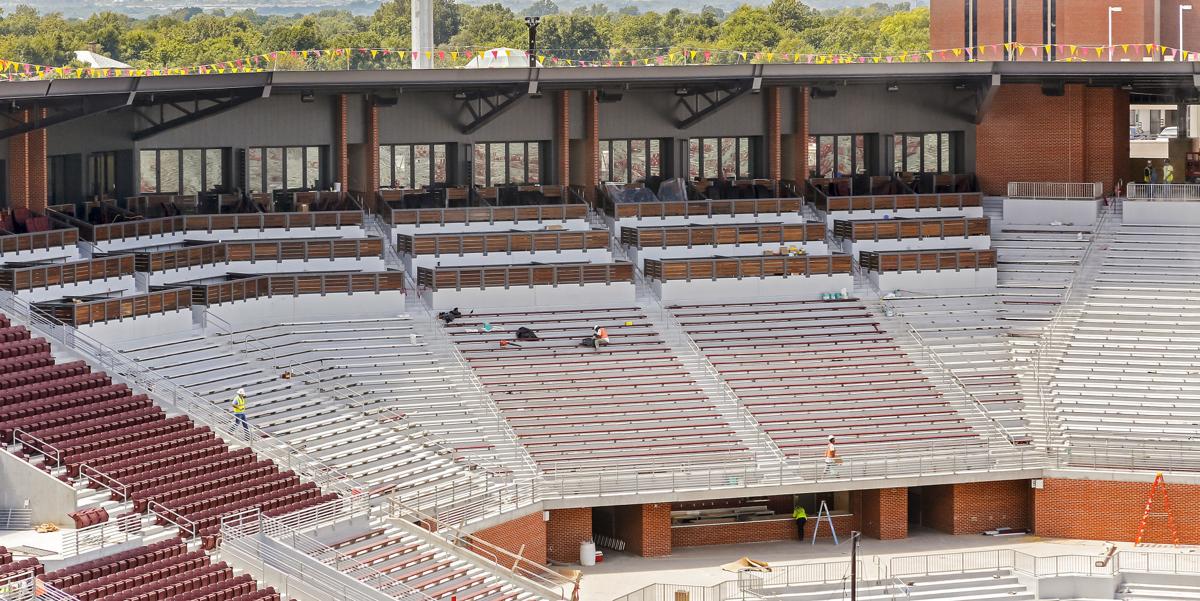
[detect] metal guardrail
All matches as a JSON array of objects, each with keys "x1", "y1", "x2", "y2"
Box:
[
  {"x1": 1127, "y1": 183, "x2": 1200, "y2": 201},
  {"x1": 1008, "y1": 182, "x2": 1104, "y2": 200},
  {"x1": 612, "y1": 580, "x2": 742, "y2": 601},
  {"x1": 60, "y1": 514, "x2": 137, "y2": 558},
  {"x1": 220, "y1": 505, "x2": 437, "y2": 601},
  {"x1": 889, "y1": 549, "x2": 1200, "y2": 579},
  {"x1": 385, "y1": 497, "x2": 575, "y2": 601},
  {"x1": 0, "y1": 289, "x2": 359, "y2": 500},
  {"x1": 0, "y1": 571, "x2": 80, "y2": 601},
  {"x1": 77, "y1": 463, "x2": 129, "y2": 502}
]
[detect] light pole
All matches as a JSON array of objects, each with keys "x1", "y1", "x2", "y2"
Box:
[
  {"x1": 1181, "y1": 5, "x2": 1193, "y2": 61},
  {"x1": 1108, "y1": 6, "x2": 1123, "y2": 62}
]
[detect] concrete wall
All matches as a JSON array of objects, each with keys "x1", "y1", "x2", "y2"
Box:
[
  {"x1": 204, "y1": 291, "x2": 405, "y2": 331},
  {"x1": 872, "y1": 267, "x2": 998, "y2": 293},
  {"x1": 427, "y1": 281, "x2": 635, "y2": 311},
  {"x1": 1004, "y1": 198, "x2": 1102, "y2": 225},
  {"x1": 0, "y1": 449, "x2": 77, "y2": 527},
  {"x1": 1123, "y1": 200, "x2": 1200, "y2": 225},
  {"x1": 652, "y1": 273, "x2": 854, "y2": 304}
]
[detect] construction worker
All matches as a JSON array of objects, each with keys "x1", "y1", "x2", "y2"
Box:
[
  {"x1": 232, "y1": 388, "x2": 248, "y2": 436},
  {"x1": 822, "y1": 435, "x2": 840, "y2": 477},
  {"x1": 1164, "y1": 162, "x2": 1175, "y2": 184},
  {"x1": 1144, "y1": 160, "x2": 1153, "y2": 183},
  {"x1": 592, "y1": 325, "x2": 610, "y2": 348},
  {"x1": 792, "y1": 504, "x2": 807, "y2": 539}
]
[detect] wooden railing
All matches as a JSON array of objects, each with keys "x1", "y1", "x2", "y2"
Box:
[
  {"x1": 0, "y1": 255, "x2": 135, "y2": 292},
  {"x1": 417, "y1": 262, "x2": 633, "y2": 291},
  {"x1": 135, "y1": 239, "x2": 383, "y2": 273},
  {"x1": 821, "y1": 193, "x2": 983, "y2": 213},
  {"x1": 191, "y1": 272, "x2": 404, "y2": 305},
  {"x1": 833, "y1": 217, "x2": 991, "y2": 241},
  {"x1": 0, "y1": 228, "x2": 79, "y2": 257},
  {"x1": 613, "y1": 198, "x2": 801, "y2": 220},
  {"x1": 85, "y1": 211, "x2": 363, "y2": 243},
  {"x1": 860, "y1": 249, "x2": 998, "y2": 273},
  {"x1": 398, "y1": 230, "x2": 609, "y2": 256},
  {"x1": 621, "y1": 223, "x2": 825, "y2": 248},
  {"x1": 35, "y1": 288, "x2": 192, "y2": 326},
  {"x1": 643, "y1": 255, "x2": 852, "y2": 281},
  {"x1": 388, "y1": 203, "x2": 587, "y2": 227}
]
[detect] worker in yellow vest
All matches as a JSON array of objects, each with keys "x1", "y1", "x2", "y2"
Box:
[
  {"x1": 792, "y1": 505, "x2": 807, "y2": 539},
  {"x1": 232, "y1": 388, "x2": 248, "y2": 436},
  {"x1": 1164, "y1": 163, "x2": 1175, "y2": 184}
]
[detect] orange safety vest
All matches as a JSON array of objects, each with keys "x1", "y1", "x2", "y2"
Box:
[
  {"x1": 596, "y1": 327, "x2": 609, "y2": 340},
  {"x1": 825, "y1": 443, "x2": 837, "y2": 458}
]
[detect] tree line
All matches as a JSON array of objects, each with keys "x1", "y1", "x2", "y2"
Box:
[{"x1": 0, "y1": 0, "x2": 928, "y2": 68}]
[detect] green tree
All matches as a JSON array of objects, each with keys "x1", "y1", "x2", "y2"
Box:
[
  {"x1": 450, "y1": 3, "x2": 525, "y2": 49},
  {"x1": 538, "y1": 14, "x2": 609, "y2": 60},
  {"x1": 877, "y1": 6, "x2": 929, "y2": 54},
  {"x1": 717, "y1": 5, "x2": 782, "y2": 51},
  {"x1": 767, "y1": 0, "x2": 819, "y2": 34}
]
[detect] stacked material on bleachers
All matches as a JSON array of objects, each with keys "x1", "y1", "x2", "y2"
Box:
[
  {"x1": 444, "y1": 307, "x2": 753, "y2": 470},
  {"x1": 668, "y1": 299, "x2": 983, "y2": 458}
]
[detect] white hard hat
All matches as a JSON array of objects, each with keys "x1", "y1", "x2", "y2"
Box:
[
  {"x1": 237, "y1": 388, "x2": 246, "y2": 396},
  {"x1": 827, "y1": 435, "x2": 835, "y2": 441}
]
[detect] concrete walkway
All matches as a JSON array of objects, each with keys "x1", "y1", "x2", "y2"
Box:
[{"x1": 579, "y1": 529, "x2": 1146, "y2": 601}]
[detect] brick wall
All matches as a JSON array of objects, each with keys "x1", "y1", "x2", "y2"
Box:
[
  {"x1": 1057, "y1": 0, "x2": 1155, "y2": 49},
  {"x1": 930, "y1": 0, "x2": 966, "y2": 58},
  {"x1": 473, "y1": 511, "x2": 548, "y2": 566},
  {"x1": 1035, "y1": 477, "x2": 1200, "y2": 544},
  {"x1": 1015, "y1": 0, "x2": 1045, "y2": 59},
  {"x1": 582, "y1": 90, "x2": 598, "y2": 202},
  {"x1": 365, "y1": 97, "x2": 380, "y2": 195},
  {"x1": 792, "y1": 87, "x2": 809, "y2": 180},
  {"x1": 976, "y1": 0, "x2": 1006, "y2": 49},
  {"x1": 615, "y1": 504, "x2": 671, "y2": 557},
  {"x1": 547, "y1": 508, "x2": 591, "y2": 563},
  {"x1": 766, "y1": 87, "x2": 782, "y2": 182},
  {"x1": 672, "y1": 514, "x2": 857, "y2": 547},
  {"x1": 555, "y1": 91, "x2": 570, "y2": 186},
  {"x1": 977, "y1": 83, "x2": 1130, "y2": 196},
  {"x1": 1164, "y1": 0, "x2": 1200, "y2": 53},
  {"x1": 335, "y1": 95, "x2": 350, "y2": 192},
  {"x1": 861, "y1": 488, "x2": 908, "y2": 540},
  {"x1": 8, "y1": 108, "x2": 47, "y2": 212},
  {"x1": 923, "y1": 480, "x2": 1030, "y2": 535}
]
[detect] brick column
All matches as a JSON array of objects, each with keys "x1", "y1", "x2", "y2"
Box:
[
  {"x1": 335, "y1": 94, "x2": 350, "y2": 193},
  {"x1": 615, "y1": 503, "x2": 671, "y2": 557},
  {"x1": 555, "y1": 91, "x2": 570, "y2": 187},
  {"x1": 766, "y1": 87, "x2": 782, "y2": 182},
  {"x1": 546, "y1": 508, "x2": 591, "y2": 563},
  {"x1": 8, "y1": 107, "x2": 48, "y2": 212},
  {"x1": 862, "y1": 487, "x2": 908, "y2": 540},
  {"x1": 793, "y1": 87, "x2": 810, "y2": 182},
  {"x1": 365, "y1": 97, "x2": 380, "y2": 195},
  {"x1": 582, "y1": 90, "x2": 599, "y2": 203}
]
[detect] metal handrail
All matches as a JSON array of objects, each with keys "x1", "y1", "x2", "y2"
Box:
[
  {"x1": 11, "y1": 427, "x2": 61, "y2": 466},
  {"x1": 902, "y1": 323, "x2": 1025, "y2": 447},
  {"x1": 386, "y1": 498, "x2": 574, "y2": 600},
  {"x1": 77, "y1": 463, "x2": 130, "y2": 502},
  {"x1": 220, "y1": 507, "x2": 438, "y2": 601},
  {"x1": 653, "y1": 302, "x2": 788, "y2": 465},
  {"x1": 204, "y1": 307, "x2": 534, "y2": 526},
  {"x1": 1127, "y1": 183, "x2": 1200, "y2": 201},
  {"x1": 0, "y1": 289, "x2": 359, "y2": 498},
  {"x1": 61, "y1": 515, "x2": 134, "y2": 558},
  {"x1": 1007, "y1": 182, "x2": 1103, "y2": 200},
  {"x1": 1030, "y1": 203, "x2": 1112, "y2": 452}
]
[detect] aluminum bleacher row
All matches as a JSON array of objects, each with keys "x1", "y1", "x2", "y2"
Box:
[
  {"x1": 40, "y1": 538, "x2": 279, "y2": 601},
  {"x1": 117, "y1": 315, "x2": 492, "y2": 498},
  {"x1": 667, "y1": 299, "x2": 985, "y2": 457},
  {"x1": 0, "y1": 311, "x2": 332, "y2": 547},
  {"x1": 1052, "y1": 224, "x2": 1200, "y2": 453},
  {"x1": 443, "y1": 307, "x2": 753, "y2": 470},
  {"x1": 308, "y1": 525, "x2": 541, "y2": 601}
]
